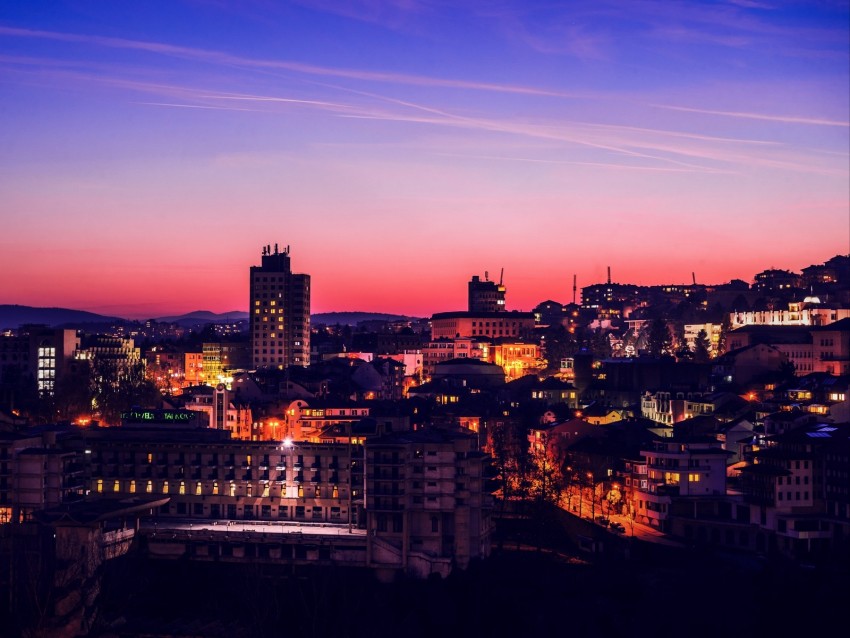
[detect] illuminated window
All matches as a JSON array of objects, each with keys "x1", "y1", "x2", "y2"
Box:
[
  {"x1": 113, "y1": 480, "x2": 120, "y2": 492},
  {"x1": 129, "y1": 480, "x2": 136, "y2": 494},
  {"x1": 179, "y1": 481, "x2": 186, "y2": 495},
  {"x1": 146, "y1": 480, "x2": 153, "y2": 493},
  {"x1": 213, "y1": 481, "x2": 219, "y2": 495},
  {"x1": 689, "y1": 473, "x2": 700, "y2": 482},
  {"x1": 96, "y1": 479, "x2": 103, "y2": 493},
  {"x1": 315, "y1": 485, "x2": 321, "y2": 497},
  {"x1": 195, "y1": 482, "x2": 202, "y2": 495},
  {"x1": 262, "y1": 485, "x2": 270, "y2": 497},
  {"x1": 332, "y1": 485, "x2": 339, "y2": 499},
  {"x1": 162, "y1": 481, "x2": 170, "y2": 494},
  {"x1": 247, "y1": 484, "x2": 253, "y2": 497},
  {"x1": 229, "y1": 483, "x2": 236, "y2": 497},
  {"x1": 147, "y1": 453, "x2": 153, "y2": 464},
  {"x1": 298, "y1": 485, "x2": 304, "y2": 498}
]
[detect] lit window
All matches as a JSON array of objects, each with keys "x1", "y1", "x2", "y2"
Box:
[
  {"x1": 179, "y1": 481, "x2": 186, "y2": 495},
  {"x1": 146, "y1": 480, "x2": 153, "y2": 493},
  {"x1": 213, "y1": 481, "x2": 219, "y2": 495},
  {"x1": 162, "y1": 481, "x2": 169, "y2": 494},
  {"x1": 129, "y1": 480, "x2": 136, "y2": 494},
  {"x1": 96, "y1": 479, "x2": 103, "y2": 493},
  {"x1": 229, "y1": 483, "x2": 236, "y2": 497},
  {"x1": 113, "y1": 480, "x2": 120, "y2": 492}
]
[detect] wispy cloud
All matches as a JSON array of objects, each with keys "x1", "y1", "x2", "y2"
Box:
[
  {"x1": 0, "y1": 25, "x2": 582, "y2": 98},
  {"x1": 651, "y1": 103, "x2": 849, "y2": 127}
]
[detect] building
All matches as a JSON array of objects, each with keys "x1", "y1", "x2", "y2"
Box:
[
  {"x1": 468, "y1": 273, "x2": 506, "y2": 313},
  {"x1": 430, "y1": 311, "x2": 535, "y2": 340},
  {"x1": 250, "y1": 244, "x2": 311, "y2": 370},
  {"x1": 365, "y1": 428, "x2": 494, "y2": 574},
  {"x1": 0, "y1": 327, "x2": 80, "y2": 397},
  {"x1": 632, "y1": 435, "x2": 731, "y2": 531}
]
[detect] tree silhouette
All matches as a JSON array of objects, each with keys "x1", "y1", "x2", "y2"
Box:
[
  {"x1": 646, "y1": 318, "x2": 672, "y2": 357},
  {"x1": 693, "y1": 329, "x2": 712, "y2": 363}
]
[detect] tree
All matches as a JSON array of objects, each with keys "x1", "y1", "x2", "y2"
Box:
[
  {"x1": 590, "y1": 329, "x2": 612, "y2": 360},
  {"x1": 693, "y1": 329, "x2": 712, "y2": 363},
  {"x1": 540, "y1": 325, "x2": 578, "y2": 373},
  {"x1": 646, "y1": 318, "x2": 672, "y2": 357},
  {"x1": 716, "y1": 313, "x2": 733, "y2": 356},
  {"x1": 91, "y1": 359, "x2": 160, "y2": 425},
  {"x1": 53, "y1": 360, "x2": 93, "y2": 421}
]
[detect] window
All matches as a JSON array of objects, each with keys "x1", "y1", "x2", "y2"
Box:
[
  {"x1": 195, "y1": 482, "x2": 202, "y2": 495},
  {"x1": 162, "y1": 481, "x2": 169, "y2": 494},
  {"x1": 129, "y1": 480, "x2": 136, "y2": 494},
  {"x1": 113, "y1": 480, "x2": 120, "y2": 492}
]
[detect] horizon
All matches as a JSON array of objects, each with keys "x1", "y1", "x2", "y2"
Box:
[
  {"x1": 1, "y1": 2, "x2": 848, "y2": 319},
  {"x1": 3, "y1": 247, "x2": 845, "y2": 323}
]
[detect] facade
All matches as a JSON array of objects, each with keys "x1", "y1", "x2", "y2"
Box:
[
  {"x1": 738, "y1": 422, "x2": 850, "y2": 562},
  {"x1": 683, "y1": 322, "x2": 721, "y2": 355},
  {"x1": 365, "y1": 429, "x2": 494, "y2": 573},
  {"x1": 430, "y1": 311, "x2": 535, "y2": 340},
  {"x1": 489, "y1": 341, "x2": 544, "y2": 381},
  {"x1": 811, "y1": 318, "x2": 850, "y2": 375},
  {"x1": 250, "y1": 244, "x2": 311, "y2": 370},
  {"x1": 729, "y1": 302, "x2": 850, "y2": 330},
  {"x1": 0, "y1": 327, "x2": 80, "y2": 397},
  {"x1": 632, "y1": 436, "x2": 731, "y2": 531},
  {"x1": 2, "y1": 423, "x2": 494, "y2": 580}
]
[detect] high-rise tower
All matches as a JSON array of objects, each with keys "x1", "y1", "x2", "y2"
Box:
[{"x1": 249, "y1": 244, "x2": 310, "y2": 369}]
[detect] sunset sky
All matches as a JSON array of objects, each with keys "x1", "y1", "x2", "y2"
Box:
[{"x1": 1, "y1": 1, "x2": 848, "y2": 319}]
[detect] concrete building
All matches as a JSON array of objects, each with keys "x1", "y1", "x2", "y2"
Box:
[
  {"x1": 468, "y1": 273, "x2": 506, "y2": 313},
  {"x1": 430, "y1": 311, "x2": 535, "y2": 340},
  {"x1": 632, "y1": 435, "x2": 731, "y2": 531},
  {"x1": 250, "y1": 244, "x2": 310, "y2": 370},
  {"x1": 0, "y1": 327, "x2": 80, "y2": 397},
  {"x1": 364, "y1": 428, "x2": 494, "y2": 575}
]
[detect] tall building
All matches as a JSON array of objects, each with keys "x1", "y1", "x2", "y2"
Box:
[
  {"x1": 250, "y1": 244, "x2": 311, "y2": 369},
  {"x1": 468, "y1": 273, "x2": 506, "y2": 312}
]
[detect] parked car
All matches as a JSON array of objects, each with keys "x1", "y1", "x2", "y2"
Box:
[
  {"x1": 609, "y1": 521, "x2": 625, "y2": 533},
  {"x1": 595, "y1": 516, "x2": 609, "y2": 527}
]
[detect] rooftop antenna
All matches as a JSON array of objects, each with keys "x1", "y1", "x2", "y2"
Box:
[
  {"x1": 485, "y1": 270, "x2": 489, "y2": 282},
  {"x1": 573, "y1": 274, "x2": 577, "y2": 305},
  {"x1": 692, "y1": 272, "x2": 696, "y2": 285},
  {"x1": 499, "y1": 268, "x2": 504, "y2": 286},
  {"x1": 607, "y1": 266, "x2": 611, "y2": 285}
]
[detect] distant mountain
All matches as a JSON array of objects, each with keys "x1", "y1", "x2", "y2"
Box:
[
  {"x1": 0, "y1": 305, "x2": 123, "y2": 330},
  {"x1": 154, "y1": 310, "x2": 249, "y2": 326},
  {"x1": 311, "y1": 311, "x2": 422, "y2": 326}
]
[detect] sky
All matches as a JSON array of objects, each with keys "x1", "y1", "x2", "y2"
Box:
[{"x1": 1, "y1": 1, "x2": 848, "y2": 319}]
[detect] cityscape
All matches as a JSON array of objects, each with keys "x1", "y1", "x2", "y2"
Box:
[
  {"x1": 2, "y1": 2, "x2": 849, "y2": 638},
  {"x1": 2, "y1": 248, "x2": 850, "y2": 636}
]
